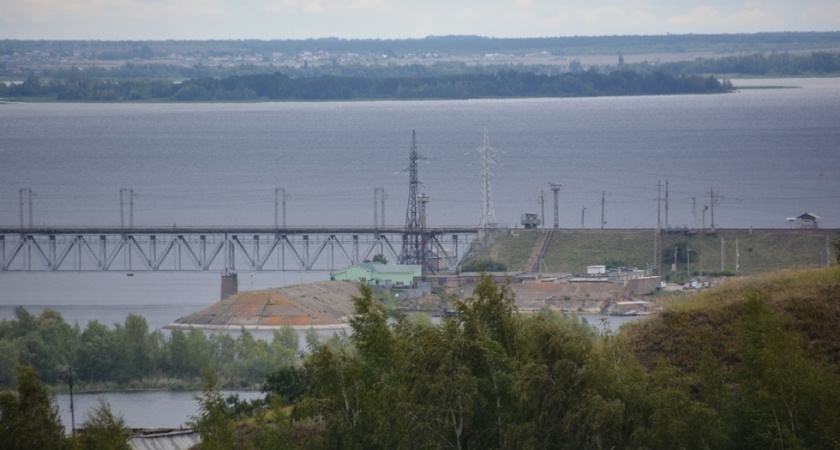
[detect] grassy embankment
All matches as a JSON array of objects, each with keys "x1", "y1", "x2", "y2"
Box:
[
  {"x1": 622, "y1": 265, "x2": 840, "y2": 373},
  {"x1": 467, "y1": 228, "x2": 836, "y2": 282}
]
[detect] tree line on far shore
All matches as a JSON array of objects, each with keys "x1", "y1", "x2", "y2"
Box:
[
  {"x1": 642, "y1": 51, "x2": 840, "y2": 76},
  {"x1": 0, "y1": 68, "x2": 732, "y2": 101}
]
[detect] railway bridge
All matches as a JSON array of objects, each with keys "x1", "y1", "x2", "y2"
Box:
[{"x1": 0, "y1": 225, "x2": 482, "y2": 273}]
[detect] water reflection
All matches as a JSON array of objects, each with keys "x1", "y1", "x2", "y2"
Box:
[{"x1": 56, "y1": 390, "x2": 263, "y2": 430}]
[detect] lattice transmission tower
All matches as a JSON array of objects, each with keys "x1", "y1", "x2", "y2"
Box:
[
  {"x1": 477, "y1": 127, "x2": 497, "y2": 229},
  {"x1": 398, "y1": 130, "x2": 426, "y2": 266}
]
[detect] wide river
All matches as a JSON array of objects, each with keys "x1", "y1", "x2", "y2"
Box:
[
  {"x1": 1, "y1": 78, "x2": 839, "y2": 428},
  {"x1": 1, "y1": 78, "x2": 839, "y2": 230}
]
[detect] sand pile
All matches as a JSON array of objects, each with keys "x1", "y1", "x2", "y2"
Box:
[{"x1": 169, "y1": 280, "x2": 360, "y2": 330}]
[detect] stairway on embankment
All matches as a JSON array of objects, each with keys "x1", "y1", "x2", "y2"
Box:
[{"x1": 527, "y1": 229, "x2": 554, "y2": 273}]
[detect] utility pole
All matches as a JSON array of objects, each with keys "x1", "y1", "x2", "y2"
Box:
[
  {"x1": 418, "y1": 193, "x2": 430, "y2": 272},
  {"x1": 119, "y1": 188, "x2": 135, "y2": 228},
  {"x1": 580, "y1": 206, "x2": 586, "y2": 228},
  {"x1": 549, "y1": 182, "x2": 561, "y2": 228},
  {"x1": 827, "y1": 235, "x2": 831, "y2": 267},
  {"x1": 653, "y1": 229, "x2": 658, "y2": 276},
  {"x1": 19, "y1": 189, "x2": 24, "y2": 229},
  {"x1": 57, "y1": 367, "x2": 75, "y2": 438},
  {"x1": 540, "y1": 190, "x2": 545, "y2": 230},
  {"x1": 687, "y1": 247, "x2": 691, "y2": 279},
  {"x1": 665, "y1": 179, "x2": 669, "y2": 229},
  {"x1": 275, "y1": 188, "x2": 288, "y2": 228},
  {"x1": 600, "y1": 191, "x2": 605, "y2": 230},
  {"x1": 19, "y1": 188, "x2": 33, "y2": 228},
  {"x1": 710, "y1": 188, "x2": 715, "y2": 232},
  {"x1": 418, "y1": 194, "x2": 429, "y2": 229},
  {"x1": 380, "y1": 189, "x2": 386, "y2": 227},
  {"x1": 673, "y1": 246, "x2": 678, "y2": 273},
  {"x1": 274, "y1": 188, "x2": 283, "y2": 228},
  {"x1": 656, "y1": 180, "x2": 661, "y2": 232},
  {"x1": 692, "y1": 197, "x2": 697, "y2": 229},
  {"x1": 655, "y1": 181, "x2": 661, "y2": 275},
  {"x1": 374, "y1": 187, "x2": 384, "y2": 228},
  {"x1": 721, "y1": 238, "x2": 725, "y2": 271},
  {"x1": 130, "y1": 189, "x2": 135, "y2": 227}
]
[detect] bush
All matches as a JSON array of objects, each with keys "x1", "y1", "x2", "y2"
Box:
[{"x1": 460, "y1": 259, "x2": 507, "y2": 272}]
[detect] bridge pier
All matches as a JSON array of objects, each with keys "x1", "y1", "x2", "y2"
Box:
[{"x1": 221, "y1": 271, "x2": 238, "y2": 299}]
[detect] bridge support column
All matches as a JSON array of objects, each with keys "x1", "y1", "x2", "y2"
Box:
[
  {"x1": 150, "y1": 236, "x2": 157, "y2": 268},
  {"x1": 221, "y1": 271, "x2": 238, "y2": 300},
  {"x1": 280, "y1": 235, "x2": 286, "y2": 271},
  {"x1": 199, "y1": 235, "x2": 205, "y2": 268},
  {"x1": 98, "y1": 235, "x2": 105, "y2": 270},
  {"x1": 26, "y1": 235, "x2": 32, "y2": 270},
  {"x1": 50, "y1": 236, "x2": 57, "y2": 270},
  {"x1": 253, "y1": 235, "x2": 260, "y2": 268},
  {"x1": 453, "y1": 234, "x2": 458, "y2": 263},
  {"x1": 226, "y1": 235, "x2": 236, "y2": 272},
  {"x1": 76, "y1": 235, "x2": 83, "y2": 271}
]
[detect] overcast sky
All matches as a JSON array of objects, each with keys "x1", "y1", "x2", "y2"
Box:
[{"x1": 2, "y1": 0, "x2": 839, "y2": 41}]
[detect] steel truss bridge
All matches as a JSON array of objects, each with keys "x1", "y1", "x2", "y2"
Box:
[{"x1": 0, "y1": 226, "x2": 481, "y2": 272}]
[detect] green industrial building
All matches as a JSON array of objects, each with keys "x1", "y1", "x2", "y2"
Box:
[{"x1": 330, "y1": 262, "x2": 422, "y2": 288}]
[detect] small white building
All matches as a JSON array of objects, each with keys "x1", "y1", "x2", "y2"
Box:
[
  {"x1": 330, "y1": 262, "x2": 422, "y2": 288},
  {"x1": 796, "y1": 213, "x2": 820, "y2": 229},
  {"x1": 587, "y1": 265, "x2": 606, "y2": 275}
]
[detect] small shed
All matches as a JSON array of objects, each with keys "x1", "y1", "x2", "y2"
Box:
[
  {"x1": 521, "y1": 213, "x2": 541, "y2": 229},
  {"x1": 796, "y1": 213, "x2": 820, "y2": 229},
  {"x1": 330, "y1": 262, "x2": 422, "y2": 288}
]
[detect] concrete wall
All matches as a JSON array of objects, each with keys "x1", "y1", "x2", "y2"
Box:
[{"x1": 623, "y1": 276, "x2": 662, "y2": 296}]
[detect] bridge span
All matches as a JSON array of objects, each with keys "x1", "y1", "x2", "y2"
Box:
[{"x1": 0, "y1": 225, "x2": 482, "y2": 272}]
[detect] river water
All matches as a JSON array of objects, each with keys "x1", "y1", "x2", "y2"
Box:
[
  {"x1": 1, "y1": 78, "x2": 838, "y2": 230},
  {"x1": 56, "y1": 390, "x2": 264, "y2": 430},
  {"x1": 2, "y1": 78, "x2": 840, "y2": 428}
]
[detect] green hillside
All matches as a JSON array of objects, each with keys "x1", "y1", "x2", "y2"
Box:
[
  {"x1": 623, "y1": 265, "x2": 840, "y2": 374},
  {"x1": 467, "y1": 228, "x2": 836, "y2": 281}
]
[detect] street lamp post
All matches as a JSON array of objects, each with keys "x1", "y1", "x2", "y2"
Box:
[{"x1": 58, "y1": 367, "x2": 75, "y2": 438}]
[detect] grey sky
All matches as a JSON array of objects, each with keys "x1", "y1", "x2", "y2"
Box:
[{"x1": 2, "y1": 0, "x2": 839, "y2": 40}]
